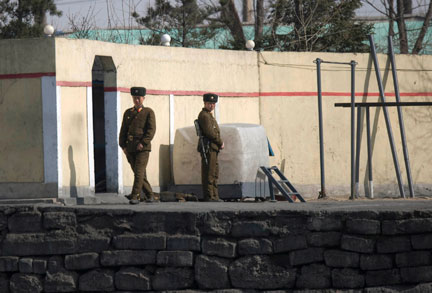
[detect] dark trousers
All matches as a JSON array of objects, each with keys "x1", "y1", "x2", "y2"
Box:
[
  {"x1": 126, "y1": 151, "x2": 153, "y2": 198},
  {"x1": 201, "y1": 150, "x2": 219, "y2": 200}
]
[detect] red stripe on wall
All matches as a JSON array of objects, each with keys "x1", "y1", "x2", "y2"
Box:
[
  {"x1": 56, "y1": 81, "x2": 93, "y2": 87},
  {"x1": 0, "y1": 72, "x2": 56, "y2": 79}
]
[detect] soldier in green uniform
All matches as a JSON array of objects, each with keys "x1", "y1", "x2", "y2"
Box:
[
  {"x1": 197, "y1": 93, "x2": 224, "y2": 202},
  {"x1": 119, "y1": 87, "x2": 157, "y2": 204}
]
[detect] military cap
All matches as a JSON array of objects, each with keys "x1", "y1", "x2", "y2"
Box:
[
  {"x1": 203, "y1": 93, "x2": 218, "y2": 103},
  {"x1": 130, "y1": 87, "x2": 146, "y2": 96}
]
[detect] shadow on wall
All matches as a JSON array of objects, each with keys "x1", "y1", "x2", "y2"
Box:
[
  {"x1": 68, "y1": 145, "x2": 77, "y2": 198},
  {"x1": 159, "y1": 144, "x2": 171, "y2": 190}
]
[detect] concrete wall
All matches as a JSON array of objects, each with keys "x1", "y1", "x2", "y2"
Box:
[
  {"x1": 1, "y1": 37, "x2": 432, "y2": 199},
  {"x1": 0, "y1": 204, "x2": 432, "y2": 291}
]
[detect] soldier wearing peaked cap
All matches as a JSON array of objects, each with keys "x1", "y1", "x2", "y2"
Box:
[
  {"x1": 196, "y1": 93, "x2": 224, "y2": 202},
  {"x1": 119, "y1": 87, "x2": 157, "y2": 204}
]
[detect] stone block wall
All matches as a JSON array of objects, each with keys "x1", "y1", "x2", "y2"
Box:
[{"x1": 0, "y1": 205, "x2": 432, "y2": 292}]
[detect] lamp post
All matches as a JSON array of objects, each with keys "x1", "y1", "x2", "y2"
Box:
[{"x1": 161, "y1": 34, "x2": 171, "y2": 46}]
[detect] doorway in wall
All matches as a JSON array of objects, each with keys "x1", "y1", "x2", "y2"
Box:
[{"x1": 91, "y1": 56, "x2": 117, "y2": 193}]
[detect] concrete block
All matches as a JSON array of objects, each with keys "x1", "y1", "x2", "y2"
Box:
[
  {"x1": 229, "y1": 255, "x2": 296, "y2": 289},
  {"x1": 100, "y1": 250, "x2": 156, "y2": 266},
  {"x1": 152, "y1": 267, "x2": 194, "y2": 290},
  {"x1": 324, "y1": 250, "x2": 359, "y2": 268},
  {"x1": 19, "y1": 258, "x2": 33, "y2": 273},
  {"x1": 43, "y1": 212, "x2": 76, "y2": 230},
  {"x1": 273, "y1": 235, "x2": 307, "y2": 253},
  {"x1": 238, "y1": 238, "x2": 273, "y2": 255},
  {"x1": 202, "y1": 237, "x2": 237, "y2": 258},
  {"x1": 382, "y1": 218, "x2": 432, "y2": 235},
  {"x1": 10, "y1": 273, "x2": 43, "y2": 293},
  {"x1": 332, "y1": 268, "x2": 364, "y2": 289},
  {"x1": 167, "y1": 235, "x2": 200, "y2": 251},
  {"x1": 360, "y1": 254, "x2": 393, "y2": 270},
  {"x1": 44, "y1": 271, "x2": 78, "y2": 292},
  {"x1": 365, "y1": 269, "x2": 401, "y2": 287},
  {"x1": 115, "y1": 267, "x2": 151, "y2": 291},
  {"x1": 195, "y1": 255, "x2": 230, "y2": 289},
  {"x1": 8, "y1": 211, "x2": 43, "y2": 233},
  {"x1": 411, "y1": 234, "x2": 432, "y2": 249},
  {"x1": 112, "y1": 233, "x2": 166, "y2": 250},
  {"x1": 307, "y1": 232, "x2": 341, "y2": 247},
  {"x1": 65, "y1": 252, "x2": 99, "y2": 270},
  {"x1": 307, "y1": 217, "x2": 342, "y2": 232},
  {"x1": 289, "y1": 248, "x2": 324, "y2": 266},
  {"x1": 395, "y1": 251, "x2": 431, "y2": 267},
  {"x1": 345, "y1": 219, "x2": 380, "y2": 235},
  {"x1": 376, "y1": 236, "x2": 411, "y2": 253},
  {"x1": 78, "y1": 269, "x2": 114, "y2": 291},
  {"x1": 400, "y1": 266, "x2": 432, "y2": 283},
  {"x1": 231, "y1": 221, "x2": 271, "y2": 237},
  {"x1": 341, "y1": 235, "x2": 375, "y2": 253},
  {"x1": 0, "y1": 256, "x2": 19, "y2": 272},
  {"x1": 156, "y1": 251, "x2": 193, "y2": 267},
  {"x1": 296, "y1": 264, "x2": 331, "y2": 289}
]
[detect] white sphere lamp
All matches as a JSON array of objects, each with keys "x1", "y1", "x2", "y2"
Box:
[
  {"x1": 245, "y1": 40, "x2": 255, "y2": 50},
  {"x1": 44, "y1": 25, "x2": 55, "y2": 37},
  {"x1": 161, "y1": 34, "x2": 171, "y2": 46}
]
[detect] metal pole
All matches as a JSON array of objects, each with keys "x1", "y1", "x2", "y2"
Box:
[
  {"x1": 388, "y1": 36, "x2": 414, "y2": 198},
  {"x1": 355, "y1": 107, "x2": 362, "y2": 198},
  {"x1": 315, "y1": 58, "x2": 326, "y2": 198},
  {"x1": 368, "y1": 35, "x2": 405, "y2": 198},
  {"x1": 350, "y1": 61, "x2": 357, "y2": 199},
  {"x1": 366, "y1": 107, "x2": 374, "y2": 198}
]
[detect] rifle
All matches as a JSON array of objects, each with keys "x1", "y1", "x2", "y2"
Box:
[{"x1": 194, "y1": 119, "x2": 208, "y2": 165}]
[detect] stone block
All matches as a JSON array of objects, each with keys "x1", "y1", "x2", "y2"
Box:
[
  {"x1": 341, "y1": 235, "x2": 375, "y2": 253},
  {"x1": 345, "y1": 219, "x2": 380, "y2": 235},
  {"x1": 198, "y1": 212, "x2": 232, "y2": 235},
  {"x1": 307, "y1": 232, "x2": 341, "y2": 247},
  {"x1": 231, "y1": 221, "x2": 271, "y2": 237},
  {"x1": 65, "y1": 253, "x2": 99, "y2": 270},
  {"x1": 289, "y1": 248, "x2": 324, "y2": 266},
  {"x1": 19, "y1": 258, "x2": 33, "y2": 273},
  {"x1": 0, "y1": 273, "x2": 8, "y2": 293},
  {"x1": 273, "y1": 235, "x2": 307, "y2": 253},
  {"x1": 33, "y1": 259, "x2": 47, "y2": 274},
  {"x1": 202, "y1": 237, "x2": 236, "y2": 258},
  {"x1": 238, "y1": 238, "x2": 273, "y2": 255},
  {"x1": 167, "y1": 235, "x2": 200, "y2": 251},
  {"x1": 100, "y1": 250, "x2": 156, "y2": 266},
  {"x1": 8, "y1": 211, "x2": 42, "y2": 233},
  {"x1": 115, "y1": 267, "x2": 151, "y2": 291},
  {"x1": 44, "y1": 271, "x2": 78, "y2": 292},
  {"x1": 195, "y1": 255, "x2": 230, "y2": 289},
  {"x1": 43, "y1": 212, "x2": 76, "y2": 230},
  {"x1": 296, "y1": 264, "x2": 331, "y2": 289},
  {"x1": 376, "y1": 236, "x2": 411, "y2": 253},
  {"x1": 411, "y1": 234, "x2": 432, "y2": 249},
  {"x1": 0, "y1": 256, "x2": 19, "y2": 272},
  {"x1": 382, "y1": 218, "x2": 432, "y2": 235},
  {"x1": 360, "y1": 254, "x2": 393, "y2": 270},
  {"x1": 152, "y1": 267, "x2": 194, "y2": 290},
  {"x1": 112, "y1": 233, "x2": 166, "y2": 250},
  {"x1": 365, "y1": 269, "x2": 401, "y2": 287},
  {"x1": 395, "y1": 251, "x2": 431, "y2": 267},
  {"x1": 10, "y1": 273, "x2": 43, "y2": 293},
  {"x1": 0, "y1": 213, "x2": 7, "y2": 231},
  {"x1": 76, "y1": 234, "x2": 110, "y2": 253},
  {"x1": 78, "y1": 269, "x2": 114, "y2": 291},
  {"x1": 2, "y1": 233, "x2": 76, "y2": 256},
  {"x1": 400, "y1": 266, "x2": 432, "y2": 283},
  {"x1": 157, "y1": 251, "x2": 193, "y2": 267},
  {"x1": 307, "y1": 217, "x2": 342, "y2": 231},
  {"x1": 332, "y1": 268, "x2": 364, "y2": 289},
  {"x1": 324, "y1": 250, "x2": 359, "y2": 268},
  {"x1": 229, "y1": 255, "x2": 296, "y2": 289},
  {"x1": 47, "y1": 256, "x2": 64, "y2": 273}
]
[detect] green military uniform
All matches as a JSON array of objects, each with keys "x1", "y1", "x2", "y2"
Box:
[
  {"x1": 197, "y1": 93, "x2": 223, "y2": 201},
  {"x1": 119, "y1": 87, "x2": 156, "y2": 202}
]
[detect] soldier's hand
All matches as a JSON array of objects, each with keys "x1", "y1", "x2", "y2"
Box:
[
  {"x1": 137, "y1": 143, "x2": 144, "y2": 151},
  {"x1": 221, "y1": 142, "x2": 224, "y2": 150}
]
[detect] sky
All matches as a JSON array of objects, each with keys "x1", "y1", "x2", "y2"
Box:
[{"x1": 47, "y1": 0, "x2": 430, "y2": 33}]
